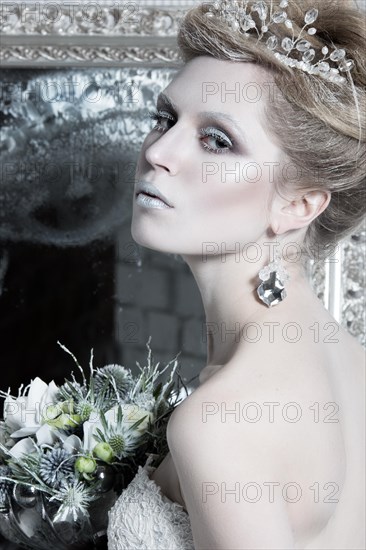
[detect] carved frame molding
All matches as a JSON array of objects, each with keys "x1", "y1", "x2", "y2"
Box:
[{"x1": 0, "y1": 2, "x2": 189, "y2": 67}]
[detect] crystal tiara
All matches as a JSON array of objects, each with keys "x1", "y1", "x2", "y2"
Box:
[{"x1": 204, "y1": 0, "x2": 355, "y2": 85}]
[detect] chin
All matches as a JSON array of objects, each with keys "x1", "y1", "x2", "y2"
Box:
[
  {"x1": 130, "y1": 222, "x2": 170, "y2": 253},
  {"x1": 130, "y1": 222, "x2": 147, "y2": 247},
  {"x1": 130, "y1": 216, "x2": 199, "y2": 256}
]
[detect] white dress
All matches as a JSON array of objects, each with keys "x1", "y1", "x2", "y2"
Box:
[{"x1": 107, "y1": 453, "x2": 195, "y2": 550}]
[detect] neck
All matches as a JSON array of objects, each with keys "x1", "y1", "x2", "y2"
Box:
[{"x1": 181, "y1": 245, "x2": 313, "y2": 369}]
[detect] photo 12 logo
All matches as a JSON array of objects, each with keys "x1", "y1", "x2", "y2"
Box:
[
  {"x1": 201, "y1": 400, "x2": 340, "y2": 424},
  {"x1": 201, "y1": 480, "x2": 340, "y2": 504},
  {"x1": 0, "y1": 2, "x2": 141, "y2": 27}
]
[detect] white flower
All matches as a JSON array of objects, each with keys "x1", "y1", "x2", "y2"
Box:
[
  {"x1": 61, "y1": 434, "x2": 83, "y2": 454},
  {"x1": 8, "y1": 437, "x2": 38, "y2": 460},
  {"x1": 35, "y1": 424, "x2": 58, "y2": 446},
  {"x1": 3, "y1": 378, "x2": 59, "y2": 439},
  {"x1": 118, "y1": 403, "x2": 154, "y2": 434}
]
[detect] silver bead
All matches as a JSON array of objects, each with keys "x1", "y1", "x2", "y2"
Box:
[
  {"x1": 303, "y1": 49, "x2": 316, "y2": 62},
  {"x1": 240, "y1": 15, "x2": 255, "y2": 32},
  {"x1": 318, "y1": 61, "x2": 330, "y2": 73},
  {"x1": 330, "y1": 48, "x2": 346, "y2": 62},
  {"x1": 252, "y1": 1, "x2": 268, "y2": 21},
  {"x1": 304, "y1": 8, "x2": 319, "y2": 25},
  {"x1": 296, "y1": 40, "x2": 311, "y2": 52},
  {"x1": 272, "y1": 10, "x2": 287, "y2": 23},
  {"x1": 282, "y1": 37, "x2": 293, "y2": 52},
  {"x1": 266, "y1": 35, "x2": 278, "y2": 50},
  {"x1": 13, "y1": 484, "x2": 38, "y2": 508},
  {"x1": 95, "y1": 465, "x2": 115, "y2": 493},
  {"x1": 339, "y1": 59, "x2": 355, "y2": 72}
]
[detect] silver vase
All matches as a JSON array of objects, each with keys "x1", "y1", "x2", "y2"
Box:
[{"x1": 0, "y1": 481, "x2": 118, "y2": 550}]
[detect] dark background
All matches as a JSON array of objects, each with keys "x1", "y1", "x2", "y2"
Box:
[{"x1": 0, "y1": 242, "x2": 115, "y2": 391}]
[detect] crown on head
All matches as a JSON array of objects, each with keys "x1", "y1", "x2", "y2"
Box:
[{"x1": 204, "y1": 0, "x2": 355, "y2": 85}]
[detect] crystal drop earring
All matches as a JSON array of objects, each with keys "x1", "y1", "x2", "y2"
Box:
[{"x1": 256, "y1": 248, "x2": 290, "y2": 307}]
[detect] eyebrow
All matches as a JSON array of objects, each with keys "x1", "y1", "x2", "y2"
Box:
[{"x1": 156, "y1": 92, "x2": 252, "y2": 153}]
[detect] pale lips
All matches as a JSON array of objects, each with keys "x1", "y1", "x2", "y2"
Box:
[
  {"x1": 135, "y1": 181, "x2": 173, "y2": 207},
  {"x1": 137, "y1": 191, "x2": 167, "y2": 204}
]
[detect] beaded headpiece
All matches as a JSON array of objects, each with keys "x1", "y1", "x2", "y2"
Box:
[{"x1": 204, "y1": 0, "x2": 355, "y2": 85}]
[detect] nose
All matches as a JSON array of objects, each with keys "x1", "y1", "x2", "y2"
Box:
[{"x1": 144, "y1": 124, "x2": 182, "y2": 174}]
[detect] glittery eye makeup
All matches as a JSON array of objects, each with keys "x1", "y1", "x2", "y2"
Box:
[
  {"x1": 147, "y1": 108, "x2": 234, "y2": 155},
  {"x1": 151, "y1": 91, "x2": 253, "y2": 156}
]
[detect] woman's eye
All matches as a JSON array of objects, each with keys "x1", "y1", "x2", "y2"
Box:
[
  {"x1": 147, "y1": 109, "x2": 175, "y2": 132},
  {"x1": 147, "y1": 109, "x2": 234, "y2": 155},
  {"x1": 199, "y1": 127, "x2": 233, "y2": 155}
]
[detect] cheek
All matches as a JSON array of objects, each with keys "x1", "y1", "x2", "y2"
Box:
[
  {"x1": 184, "y1": 177, "x2": 270, "y2": 244},
  {"x1": 196, "y1": 175, "x2": 270, "y2": 220}
]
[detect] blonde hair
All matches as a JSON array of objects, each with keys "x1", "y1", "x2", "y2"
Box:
[{"x1": 177, "y1": 0, "x2": 366, "y2": 263}]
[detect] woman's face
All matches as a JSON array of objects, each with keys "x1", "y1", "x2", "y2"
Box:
[{"x1": 132, "y1": 56, "x2": 283, "y2": 256}]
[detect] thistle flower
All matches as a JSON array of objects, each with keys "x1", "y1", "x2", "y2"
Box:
[
  {"x1": 104, "y1": 429, "x2": 129, "y2": 459},
  {"x1": 93, "y1": 365, "x2": 134, "y2": 401},
  {"x1": 83, "y1": 405, "x2": 146, "y2": 461},
  {"x1": 95, "y1": 420, "x2": 139, "y2": 460},
  {"x1": 50, "y1": 480, "x2": 94, "y2": 523},
  {"x1": 0, "y1": 338, "x2": 183, "y2": 538},
  {"x1": 132, "y1": 391, "x2": 156, "y2": 413},
  {"x1": 75, "y1": 400, "x2": 96, "y2": 422},
  {"x1": 57, "y1": 380, "x2": 85, "y2": 404},
  {"x1": 39, "y1": 448, "x2": 75, "y2": 489}
]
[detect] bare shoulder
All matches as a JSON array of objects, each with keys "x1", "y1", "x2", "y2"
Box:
[
  {"x1": 166, "y1": 306, "x2": 364, "y2": 548},
  {"x1": 168, "y1": 340, "x2": 329, "y2": 470},
  {"x1": 167, "y1": 329, "x2": 353, "y2": 483},
  {"x1": 166, "y1": 334, "x2": 351, "y2": 548},
  {"x1": 169, "y1": 330, "x2": 345, "y2": 425},
  {"x1": 167, "y1": 360, "x2": 297, "y2": 549}
]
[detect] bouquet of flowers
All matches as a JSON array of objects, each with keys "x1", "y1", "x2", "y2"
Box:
[{"x1": 0, "y1": 338, "x2": 186, "y2": 550}]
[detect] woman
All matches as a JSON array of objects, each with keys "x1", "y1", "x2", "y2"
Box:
[{"x1": 108, "y1": 0, "x2": 365, "y2": 548}]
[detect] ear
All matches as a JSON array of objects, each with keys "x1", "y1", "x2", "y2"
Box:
[{"x1": 271, "y1": 189, "x2": 331, "y2": 235}]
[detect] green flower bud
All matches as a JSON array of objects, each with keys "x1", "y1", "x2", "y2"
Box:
[
  {"x1": 43, "y1": 404, "x2": 63, "y2": 422},
  {"x1": 60, "y1": 400, "x2": 74, "y2": 414},
  {"x1": 48, "y1": 413, "x2": 81, "y2": 429},
  {"x1": 75, "y1": 456, "x2": 97, "y2": 474},
  {"x1": 93, "y1": 442, "x2": 114, "y2": 463}
]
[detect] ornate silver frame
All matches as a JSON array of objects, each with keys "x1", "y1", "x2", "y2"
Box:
[
  {"x1": 0, "y1": 1, "x2": 188, "y2": 68},
  {"x1": 1, "y1": 0, "x2": 365, "y2": 68}
]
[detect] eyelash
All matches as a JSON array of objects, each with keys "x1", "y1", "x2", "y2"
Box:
[{"x1": 147, "y1": 108, "x2": 234, "y2": 155}]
